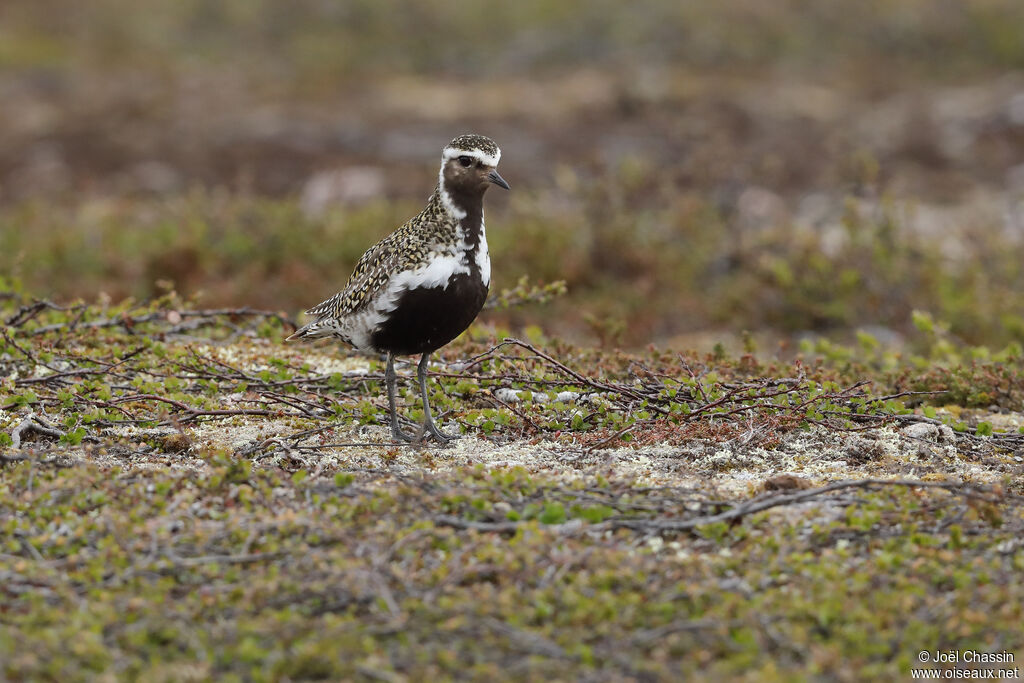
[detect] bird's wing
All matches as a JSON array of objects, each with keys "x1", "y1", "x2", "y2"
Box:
[
  {"x1": 304, "y1": 223, "x2": 425, "y2": 319},
  {"x1": 305, "y1": 248, "x2": 395, "y2": 319}
]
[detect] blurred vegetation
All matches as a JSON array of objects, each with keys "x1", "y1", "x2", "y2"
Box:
[
  {"x1": 5, "y1": 0, "x2": 1024, "y2": 80},
  {"x1": 5, "y1": 5, "x2": 1024, "y2": 678},
  {"x1": 2, "y1": 0, "x2": 1024, "y2": 349},
  {"x1": 3, "y1": 177, "x2": 1024, "y2": 351}
]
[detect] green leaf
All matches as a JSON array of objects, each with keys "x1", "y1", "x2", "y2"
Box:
[
  {"x1": 12, "y1": 391, "x2": 38, "y2": 407},
  {"x1": 911, "y1": 310, "x2": 934, "y2": 333},
  {"x1": 60, "y1": 427, "x2": 87, "y2": 446},
  {"x1": 538, "y1": 503, "x2": 566, "y2": 525}
]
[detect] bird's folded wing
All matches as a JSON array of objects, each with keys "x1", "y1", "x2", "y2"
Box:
[{"x1": 304, "y1": 246, "x2": 404, "y2": 320}]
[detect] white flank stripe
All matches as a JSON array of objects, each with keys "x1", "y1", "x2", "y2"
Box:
[
  {"x1": 387, "y1": 253, "x2": 469, "y2": 300},
  {"x1": 345, "y1": 309, "x2": 382, "y2": 352},
  {"x1": 343, "y1": 252, "x2": 472, "y2": 351}
]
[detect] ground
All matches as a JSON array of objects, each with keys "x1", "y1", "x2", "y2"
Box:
[
  {"x1": 2, "y1": 301, "x2": 1023, "y2": 681},
  {"x1": 4, "y1": 2, "x2": 1024, "y2": 679}
]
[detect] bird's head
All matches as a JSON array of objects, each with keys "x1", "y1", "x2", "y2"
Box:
[{"x1": 439, "y1": 134, "x2": 509, "y2": 203}]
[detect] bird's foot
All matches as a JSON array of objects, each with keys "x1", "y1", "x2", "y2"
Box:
[
  {"x1": 390, "y1": 424, "x2": 418, "y2": 443},
  {"x1": 415, "y1": 420, "x2": 461, "y2": 446}
]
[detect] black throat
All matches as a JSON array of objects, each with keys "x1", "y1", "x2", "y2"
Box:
[{"x1": 444, "y1": 183, "x2": 485, "y2": 248}]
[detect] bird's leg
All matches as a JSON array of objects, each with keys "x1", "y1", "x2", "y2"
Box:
[
  {"x1": 417, "y1": 352, "x2": 460, "y2": 443},
  {"x1": 385, "y1": 353, "x2": 415, "y2": 442}
]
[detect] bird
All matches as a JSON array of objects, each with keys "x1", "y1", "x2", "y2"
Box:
[{"x1": 287, "y1": 134, "x2": 509, "y2": 443}]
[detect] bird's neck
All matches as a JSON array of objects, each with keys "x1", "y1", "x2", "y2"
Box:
[{"x1": 434, "y1": 183, "x2": 485, "y2": 249}]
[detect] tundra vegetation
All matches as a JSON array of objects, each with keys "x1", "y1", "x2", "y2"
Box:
[{"x1": 3, "y1": 1, "x2": 1024, "y2": 680}]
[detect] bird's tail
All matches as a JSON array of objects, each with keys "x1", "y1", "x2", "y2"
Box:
[{"x1": 285, "y1": 318, "x2": 338, "y2": 342}]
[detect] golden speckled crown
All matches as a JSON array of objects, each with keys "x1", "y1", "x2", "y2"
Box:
[{"x1": 444, "y1": 134, "x2": 501, "y2": 165}]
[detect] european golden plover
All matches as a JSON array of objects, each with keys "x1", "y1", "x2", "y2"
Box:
[{"x1": 287, "y1": 134, "x2": 509, "y2": 443}]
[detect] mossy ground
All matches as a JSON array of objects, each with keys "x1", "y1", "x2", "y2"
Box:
[
  {"x1": 2, "y1": 297, "x2": 1023, "y2": 681},
  {"x1": 5, "y1": 1, "x2": 1024, "y2": 679}
]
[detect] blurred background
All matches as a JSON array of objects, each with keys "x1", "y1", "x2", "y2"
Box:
[{"x1": 3, "y1": 0, "x2": 1024, "y2": 351}]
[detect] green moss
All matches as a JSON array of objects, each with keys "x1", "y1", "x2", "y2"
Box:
[{"x1": 3, "y1": 287, "x2": 1024, "y2": 679}]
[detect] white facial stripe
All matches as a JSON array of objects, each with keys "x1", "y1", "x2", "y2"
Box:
[
  {"x1": 438, "y1": 162, "x2": 467, "y2": 219},
  {"x1": 442, "y1": 147, "x2": 501, "y2": 167}
]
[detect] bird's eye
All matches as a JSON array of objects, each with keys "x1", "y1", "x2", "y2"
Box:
[{"x1": 458, "y1": 155, "x2": 473, "y2": 168}]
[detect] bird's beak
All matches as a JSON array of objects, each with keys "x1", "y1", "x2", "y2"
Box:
[{"x1": 487, "y1": 169, "x2": 510, "y2": 190}]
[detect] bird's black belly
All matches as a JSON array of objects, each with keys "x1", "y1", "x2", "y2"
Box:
[{"x1": 370, "y1": 274, "x2": 488, "y2": 355}]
